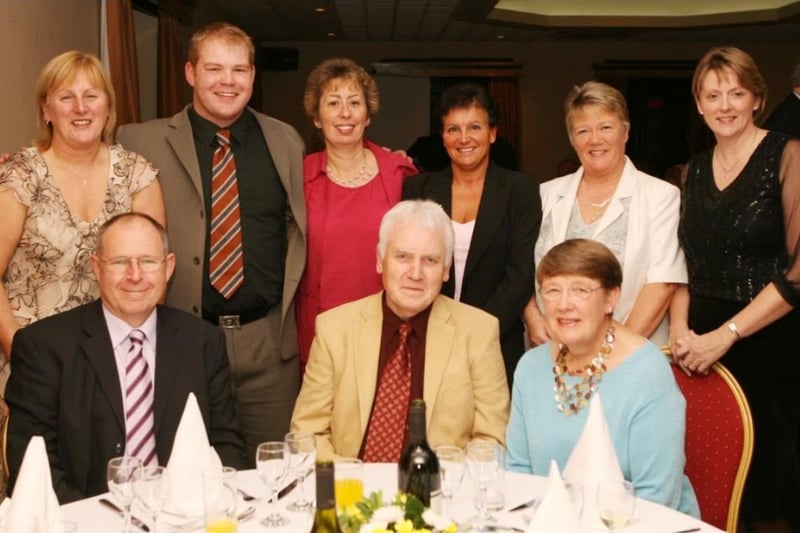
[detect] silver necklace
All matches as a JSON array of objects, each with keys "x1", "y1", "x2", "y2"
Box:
[{"x1": 326, "y1": 152, "x2": 373, "y2": 188}]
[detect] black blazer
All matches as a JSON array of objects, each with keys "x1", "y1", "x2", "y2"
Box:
[
  {"x1": 402, "y1": 162, "x2": 541, "y2": 380},
  {"x1": 5, "y1": 300, "x2": 249, "y2": 503}
]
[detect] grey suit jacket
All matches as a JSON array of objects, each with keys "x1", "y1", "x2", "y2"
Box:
[
  {"x1": 117, "y1": 106, "x2": 307, "y2": 360},
  {"x1": 5, "y1": 301, "x2": 249, "y2": 503}
]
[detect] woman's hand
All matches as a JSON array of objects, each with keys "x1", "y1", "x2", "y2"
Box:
[
  {"x1": 680, "y1": 327, "x2": 736, "y2": 375},
  {"x1": 523, "y1": 302, "x2": 551, "y2": 346}
]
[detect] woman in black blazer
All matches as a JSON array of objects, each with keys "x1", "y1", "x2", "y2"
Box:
[{"x1": 403, "y1": 82, "x2": 541, "y2": 385}]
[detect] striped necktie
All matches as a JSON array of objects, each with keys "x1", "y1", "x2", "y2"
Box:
[
  {"x1": 209, "y1": 129, "x2": 244, "y2": 299},
  {"x1": 125, "y1": 329, "x2": 157, "y2": 466}
]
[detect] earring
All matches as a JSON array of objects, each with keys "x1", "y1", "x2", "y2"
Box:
[
  {"x1": 753, "y1": 107, "x2": 758, "y2": 111},
  {"x1": 698, "y1": 111, "x2": 704, "y2": 115}
]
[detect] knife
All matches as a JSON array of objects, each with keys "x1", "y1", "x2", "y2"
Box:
[
  {"x1": 277, "y1": 467, "x2": 314, "y2": 500},
  {"x1": 99, "y1": 497, "x2": 151, "y2": 532}
]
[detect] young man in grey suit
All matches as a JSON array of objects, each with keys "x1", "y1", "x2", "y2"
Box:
[
  {"x1": 5, "y1": 213, "x2": 248, "y2": 503},
  {"x1": 117, "y1": 22, "x2": 306, "y2": 461}
]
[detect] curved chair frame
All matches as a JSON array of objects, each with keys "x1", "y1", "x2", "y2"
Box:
[{"x1": 662, "y1": 347, "x2": 754, "y2": 532}]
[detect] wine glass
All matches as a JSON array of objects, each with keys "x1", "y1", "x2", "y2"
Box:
[
  {"x1": 284, "y1": 431, "x2": 316, "y2": 512},
  {"x1": 107, "y1": 457, "x2": 143, "y2": 533},
  {"x1": 465, "y1": 440, "x2": 500, "y2": 530},
  {"x1": 596, "y1": 480, "x2": 635, "y2": 530},
  {"x1": 256, "y1": 441, "x2": 290, "y2": 527},
  {"x1": 133, "y1": 465, "x2": 168, "y2": 532},
  {"x1": 435, "y1": 445, "x2": 465, "y2": 522}
]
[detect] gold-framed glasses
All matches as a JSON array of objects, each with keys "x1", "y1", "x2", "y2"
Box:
[
  {"x1": 539, "y1": 285, "x2": 603, "y2": 302},
  {"x1": 101, "y1": 256, "x2": 165, "y2": 273}
]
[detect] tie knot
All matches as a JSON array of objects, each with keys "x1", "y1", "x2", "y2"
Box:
[
  {"x1": 399, "y1": 322, "x2": 412, "y2": 341},
  {"x1": 216, "y1": 129, "x2": 231, "y2": 146},
  {"x1": 129, "y1": 329, "x2": 145, "y2": 345}
]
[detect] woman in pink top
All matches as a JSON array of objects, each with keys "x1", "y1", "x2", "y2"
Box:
[{"x1": 297, "y1": 58, "x2": 417, "y2": 372}]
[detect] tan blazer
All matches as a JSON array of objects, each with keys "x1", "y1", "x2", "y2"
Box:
[
  {"x1": 290, "y1": 293, "x2": 510, "y2": 461},
  {"x1": 117, "y1": 106, "x2": 307, "y2": 360}
]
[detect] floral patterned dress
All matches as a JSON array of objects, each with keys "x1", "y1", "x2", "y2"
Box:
[{"x1": 0, "y1": 144, "x2": 158, "y2": 393}]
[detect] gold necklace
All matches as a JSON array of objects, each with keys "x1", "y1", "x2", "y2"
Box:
[{"x1": 553, "y1": 325, "x2": 615, "y2": 416}]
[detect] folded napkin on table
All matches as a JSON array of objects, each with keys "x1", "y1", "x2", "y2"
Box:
[
  {"x1": 1, "y1": 435, "x2": 63, "y2": 532},
  {"x1": 563, "y1": 393, "x2": 625, "y2": 529},
  {"x1": 526, "y1": 461, "x2": 584, "y2": 533},
  {"x1": 165, "y1": 392, "x2": 223, "y2": 517}
]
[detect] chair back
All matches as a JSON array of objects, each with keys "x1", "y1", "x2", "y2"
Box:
[{"x1": 663, "y1": 347, "x2": 753, "y2": 532}]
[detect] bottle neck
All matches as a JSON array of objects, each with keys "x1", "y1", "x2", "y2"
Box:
[
  {"x1": 316, "y1": 464, "x2": 336, "y2": 510},
  {"x1": 408, "y1": 406, "x2": 427, "y2": 444}
]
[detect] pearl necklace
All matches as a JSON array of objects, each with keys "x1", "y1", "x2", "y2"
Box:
[
  {"x1": 326, "y1": 152, "x2": 374, "y2": 188},
  {"x1": 553, "y1": 325, "x2": 615, "y2": 416}
]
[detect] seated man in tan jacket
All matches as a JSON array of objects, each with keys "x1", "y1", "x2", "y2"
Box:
[{"x1": 290, "y1": 199, "x2": 509, "y2": 462}]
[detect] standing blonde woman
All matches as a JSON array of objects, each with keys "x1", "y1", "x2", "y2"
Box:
[
  {"x1": 0, "y1": 51, "x2": 165, "y2": 397},
  {"x1": 525, "y1": 81, "x2": 685, "y2": 348}
]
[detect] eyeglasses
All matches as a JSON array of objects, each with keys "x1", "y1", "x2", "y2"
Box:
[
  {"x1": 539, "y1": 285, "x2": 603, "y2": 302},
  {"x1": 100, "y1": 256, "x2": 165, "y2": 273}
]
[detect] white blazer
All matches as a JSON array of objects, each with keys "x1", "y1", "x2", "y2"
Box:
[{"x1": 536, "y1": 157, "x2": 687, "y2": 344}]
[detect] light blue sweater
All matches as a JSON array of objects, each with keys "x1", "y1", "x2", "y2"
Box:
[{"x1": 506, "y1": 341, "x2": 700, "y2": 518}]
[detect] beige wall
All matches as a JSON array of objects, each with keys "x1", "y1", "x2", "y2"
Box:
[
  {"x1": 258, "y1": 40, "x2": 798, "y2": 182},
  {"x1": 0, "y1": 0, "x2": 99, "y2": 151}
]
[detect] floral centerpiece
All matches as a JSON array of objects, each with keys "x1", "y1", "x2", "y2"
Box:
[{"x1": 338, "y1": 491, "x2": 457, "y2": 533}]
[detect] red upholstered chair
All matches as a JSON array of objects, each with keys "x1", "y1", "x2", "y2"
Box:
[{"x1": 662, "y1": 347, "x2": 753, "y2": 532}]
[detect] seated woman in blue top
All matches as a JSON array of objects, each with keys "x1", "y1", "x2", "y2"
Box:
[{"x1": 506, "y1": 239, "x2": 699, "y2": 517}]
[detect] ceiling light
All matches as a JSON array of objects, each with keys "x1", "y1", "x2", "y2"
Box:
[
  {"x1": 315, "y1": 7, "x2": 325, "y2": 13},
  {"x1": 327, "y1": 32, "x2": 336, "y2": 37}
]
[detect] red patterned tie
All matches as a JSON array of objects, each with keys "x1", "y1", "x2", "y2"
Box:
[
  {"x1": 362, "y1": 323, "x2": 413, "y2": 462},
  {"x1": 209, "y1": 129, "x2": 244, "y2": 299},
  {"x1": 125, "y1": 329, "x2": 157, "y2": 466}
]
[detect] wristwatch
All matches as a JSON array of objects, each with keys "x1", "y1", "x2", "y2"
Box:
[{"x1": 726, "y1": 321, "x2": 742, "y2": 339}]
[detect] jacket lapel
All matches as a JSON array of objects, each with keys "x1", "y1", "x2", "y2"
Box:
[
  {"x1": 152, "y1": 309, "x2": 185, "y2": 433},
  {"x1": 355, "y1": 295, "x2": 384, "y2": 437},
  {"x1": 463, "y1": 164, "x2": 506, "y2": 281},
  {"x1": 547, "y1": 171, "x2": 582, "y2": 242},
  {"x1": 423, "y1": 297, "x2": 454, "y2": 418},
  {"x1": 592, "y1": 157, "x2": 636, "y2": 236},
  {"x1": 165, "y1": 108, "x2": 204, "y2": 201},
  {"x1": 81, "y1": 301, "x2": 125, "y2": 433}
]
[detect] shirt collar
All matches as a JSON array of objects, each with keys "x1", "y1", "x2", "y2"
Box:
[
  {"x1": 187, "y1": 105, "x2": 251, "y2": 148},
  {"x1": 102, "y1": 305, "x2": 158, "y2": 350},
  {"x1": 381, "y1": 293, "x2": 433, "y2": 339}
]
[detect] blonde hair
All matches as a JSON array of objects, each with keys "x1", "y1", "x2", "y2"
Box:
[
  {"x1": 35, "y1": 51, "x2": 116, "y2": 150},
  {"x1": 692, "y1": 47, "x2": 768, "y2": 119},
  {"x1": 188, "y1": 22, "x2": 255, "y2": 66},
  {"x1": 303, "y1": 58, "x2": 379, "y2": 119},
  {"x1": 564, "y1": 81, "x2": 630, "y2": 138}
]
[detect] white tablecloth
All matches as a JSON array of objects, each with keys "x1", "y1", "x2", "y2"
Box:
[{"x1": 61, "y1": 463, "x2": 723, "y2": 532}]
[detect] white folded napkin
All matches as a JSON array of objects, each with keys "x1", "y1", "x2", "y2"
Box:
[
  {"x1": 563, "y1": 393, "x2": 624, "y2": 529},
  {"x1": 3, "y1": 435, "x2": 63, "y2": 532},
  {"x1": 526, "y1": 461, "x2": 584, "y2": 533},
  {"x1": 165, "y1": 393, "x2": 223, "y2": 516}
]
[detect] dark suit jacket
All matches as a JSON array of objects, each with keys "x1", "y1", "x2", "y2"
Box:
[
  {"x1": 402, "y1": 162, "x2": 541, "y2": 379},
  {"x1": 764, "y1": 93, "x2": 800, "y2": 139},
  {"x1": 5, "y1": 301, "x2": 249, "y2": 503}
]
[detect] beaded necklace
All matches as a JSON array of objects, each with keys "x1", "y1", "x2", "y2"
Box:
[{"x1": 553, "y1": 325, "x2": 615, "y2": 416}]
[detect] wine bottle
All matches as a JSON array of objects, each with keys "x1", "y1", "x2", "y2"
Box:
[
  {"x1": 310, "y1": 462, "x2": 342, "y2": 533},
  {"x1": 398, "y1": 398, "x2": 441, "y2": 513}
]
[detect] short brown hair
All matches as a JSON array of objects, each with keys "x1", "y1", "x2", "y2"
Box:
[
  {"x1": 537, "y1": 239, "x2": 622, "y2": 290},
  {"x1": 303, "y1": 58, "x2": 379, "y2": 119},
  {"x1": 564, "y1": 81, "x2": 630, "y2": 138},
  {"x1": 692, "y1": 47, "x2": 768, "y2": 119},
  {"x1": 188, "y1": 22, "x2": 255, "y2": 66},
  {"x1": 35, "y1": 51, "x2": 116, "y2": 150}
]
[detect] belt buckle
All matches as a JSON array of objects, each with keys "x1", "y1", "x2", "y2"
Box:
[{"x1": 218, "y1": 315, "x2": 241, "y2": 329}]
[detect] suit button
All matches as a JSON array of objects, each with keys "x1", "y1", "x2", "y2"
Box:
[
  {"x1": 193, "y1": 257, "x2": 200, "y2": 265},
  {"x1": 200, "y1": 210, "x2": 204, "y2": 219},
  {"x1": 114, "y1": 443, "x2": 123, "y2": 454},
  {"x1": 192, "y1": 305, "x2": 199, "y2": 314}
]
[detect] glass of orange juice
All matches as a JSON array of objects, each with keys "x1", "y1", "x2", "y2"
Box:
[
  {"x1": 334, "y1": 458, "x2": 364, "y2": 508},
  {"x1": 203, "y1": 472, "x2": 238, "y2": 533}
]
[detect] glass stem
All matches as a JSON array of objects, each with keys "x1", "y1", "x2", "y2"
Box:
[
  {"x1": 123, "y1": 503, "x2": 132, "y2": 533},
  {"x1": 296, "y1": 471, "x2": 307, "y2": 503},
  {"x1": 271, "y1": 485, "x2": 280, "y2": 517}
]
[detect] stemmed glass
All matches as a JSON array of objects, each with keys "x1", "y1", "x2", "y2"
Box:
[
  {"x1": 435, "y1": 445, "x2": 465, "y2": 522},
  {"x1": 256, "y1": 441, "x2": 290, "y2": 527},
  {"x1": 284, "y1": 431, "x2": 316, "y2": 512},
  {"x1": 133, "y1": 465, "x2": 169, "y2": 532},
  {"x1": 596, "y1": 480, "x2": 635, "y2": 530},
  {"x1": 107, "y1": 457, "x2": 143, "y2": 533},
  {"x1": 465, "y1": 440, "x2": 500, "y2": 531}
]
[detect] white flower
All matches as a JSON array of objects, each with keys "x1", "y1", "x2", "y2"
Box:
[
  {"x1": 372, "y1": 505, "x2": 405, "y2": 523},
  {"x1": 422, "y1": 509, "x2": 451, "y2": 530}
]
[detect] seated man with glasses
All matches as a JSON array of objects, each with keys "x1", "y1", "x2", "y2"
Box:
[
  {"x1": 4, "y1": 213, "x2": 249, "y2": 503},
  {"x1": 505, "y1": 238, "x2": 699, "y2": 517}
]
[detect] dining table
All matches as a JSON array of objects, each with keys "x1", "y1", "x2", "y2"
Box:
[{"x1": 61, "y1": 463, "x2": 724, "y2": 532}]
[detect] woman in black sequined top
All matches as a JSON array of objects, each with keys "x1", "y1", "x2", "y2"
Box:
[{"x1": 670, "y1": 47, "x2": 800, "y2": 531}]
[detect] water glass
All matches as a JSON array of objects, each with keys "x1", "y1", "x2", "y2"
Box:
[
  {"x1": 465, "y1": 440, "x2": 500, "y2": 530},
  {"x1": 203, "y1": 472, "x2": 238, "y2": 533},
  {"x1": 435, "y1": 445, "x2": 465, "y2": 521},
  {"x1": 107, "y1": 456, "x2": 143, "y2": 533},
  {"x1": 256, "y1": 441, "x2": 290, "y2": 527},
  {"x1": 596, "y1": 480, "x2": 635, "y2": 530},
  {"x1": 134, "y1": 465, "x2": 168, "y2": 532},
  {"x1": 285, "y1": 430, "x2": 316, "y2": 512}
]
